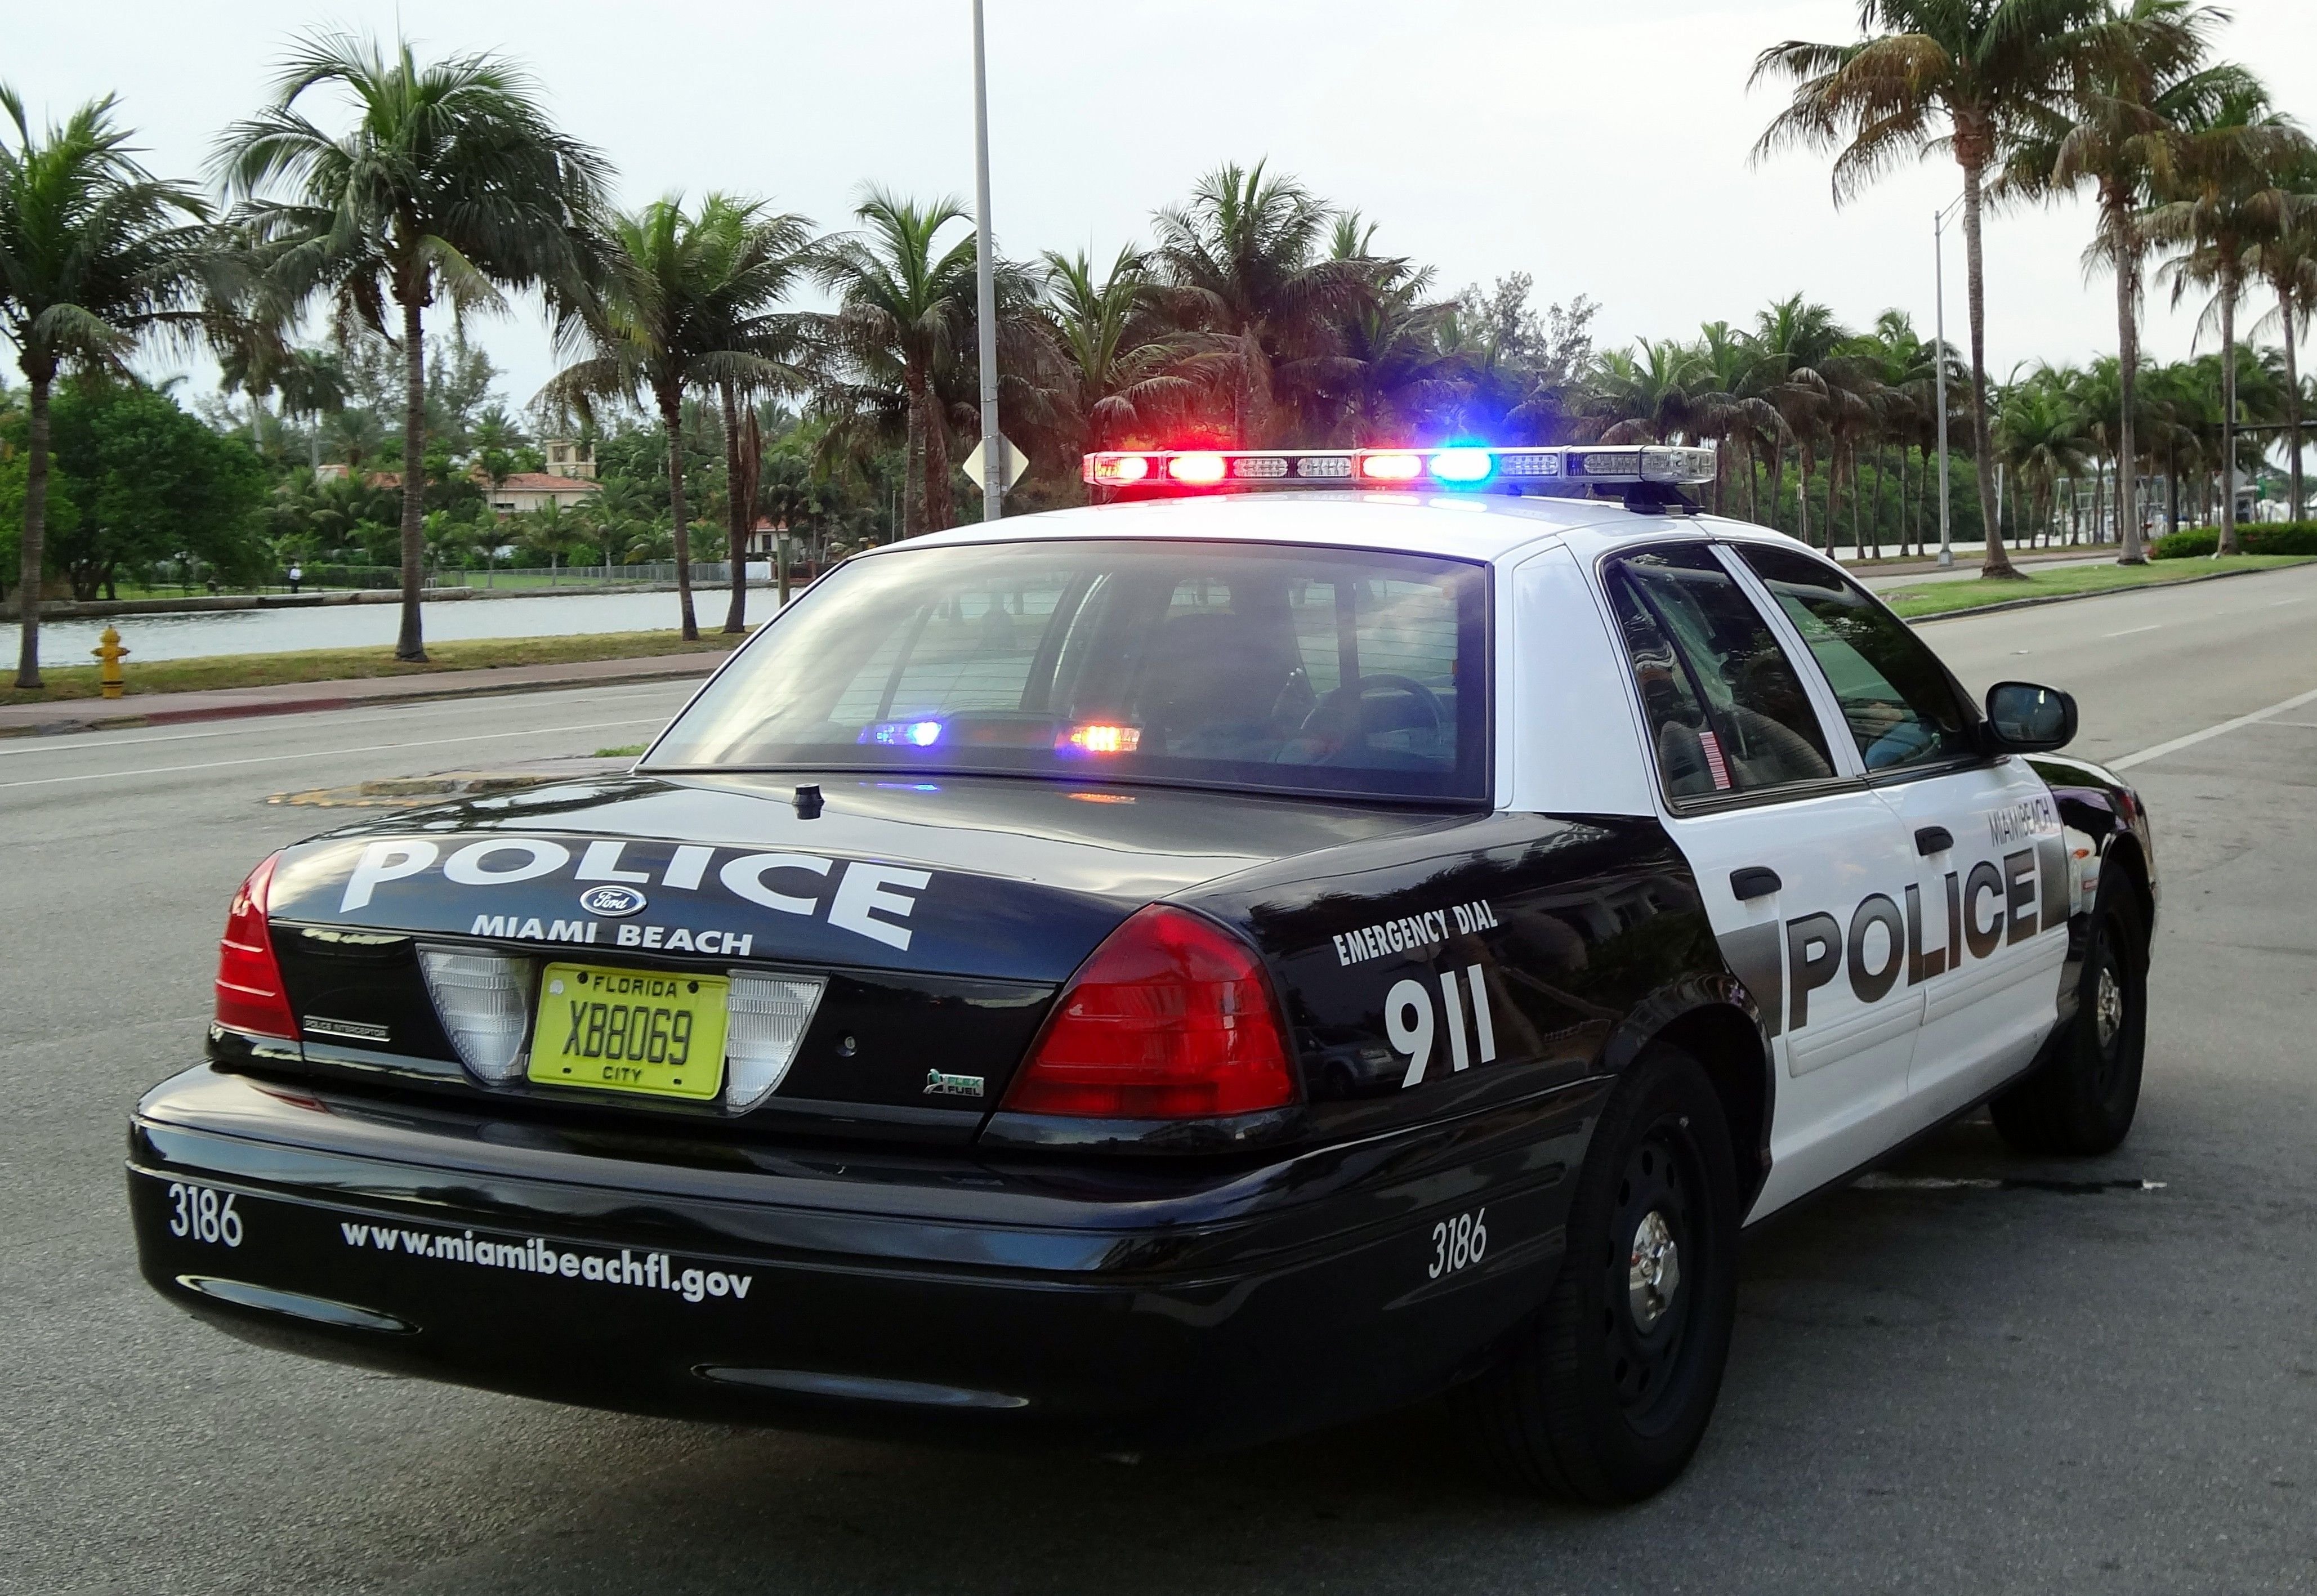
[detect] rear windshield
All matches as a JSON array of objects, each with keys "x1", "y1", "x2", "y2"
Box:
[{"x1": 645, "y1": 538, "x2": 1489, "y2": 802}]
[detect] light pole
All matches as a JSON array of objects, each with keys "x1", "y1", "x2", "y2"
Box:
[
  {"x1": 1934, "y1": 194, "x2": 1964, "y2": 570},
  {"x1": 971, "y1": 0, "x2": 1003, "y2": 526}
]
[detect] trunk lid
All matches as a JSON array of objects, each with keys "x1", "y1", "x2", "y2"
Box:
[{"x1": 261, "y1": 774, "x2": 1465, "y2": 1139}]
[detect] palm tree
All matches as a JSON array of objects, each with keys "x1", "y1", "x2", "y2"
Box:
[
  {"x1": 0, "y1": 88, "x2": 215, "y2": 688},
  {"x1": 1995, "y1": 369, "x2": 2095, "y2": 543},
  {"x1": 2003, "y1": 0, "x2": 2243, "y2": 562},
  {"x1": 546, "y1": 194, "x2": 809, "y2": 639},
  {"x1": 811, "y1": 190, "x2": 980, "y2": 538},
  {"x1": 1750, "y1": 295, "x2": 1846, "y2": 544},
  {"x1": 679, "y1": 196, "x2": 812, "y2": 633},
  {"x1": 1755, "y1": 0, "x2": 2101, "y2": 578},
  {"x1": 2247, "y1": 147, "x2": 2317, "y2": 522},
  {"x1": 216, "y1": 32, "x2": 609, "y2": 660},
  {"x1": 1041, "y1": 245, "x2": 1193, "y2": 462},
  {"x1": 275, "y1": 346, "x2": 348, "y2": 477},
  {"x1": 1584, "y1": 339, "x2": 1715, "y2": 446},
  {"x1": 1694, "y1": 320, "x2": 1786, "y2": 522},
  {"x1": 2144, "y1": 83, "x2": 2308, "y2": 553},
  {"x1": 1149, "y1": 162, "x2": 1377, "y2": 445}
]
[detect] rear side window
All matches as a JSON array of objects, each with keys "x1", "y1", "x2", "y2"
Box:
[
  {"x1": 1736, "y1": 545, "x2": 1975, "y2": 774},
  {"x1": 647, "y1": 539, "x2": 1488, "y2": 802},
  {"x1": 1606, "y1": 546, "x2": 1836, "y2": 801}
]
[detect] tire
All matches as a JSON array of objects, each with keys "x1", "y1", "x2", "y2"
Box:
[
  {"x1": 1990, "y1": 875, "x2": 2148, "y2": 1157},
  {"x1": 1458, "y1": 1045, "x2": 1740, "y2": 1504}
]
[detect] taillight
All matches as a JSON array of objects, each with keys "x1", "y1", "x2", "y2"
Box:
[
  {"x1": 1005, "y1": 905, "x2": 1296, "y2": 1119},
  {"x1": 215, "y1": 852, "x2": 299, "y2": 1040}
]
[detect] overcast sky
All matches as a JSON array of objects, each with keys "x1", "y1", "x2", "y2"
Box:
[{"x1": 14, "y1": 0, "x2": 2317, "y2": 412}]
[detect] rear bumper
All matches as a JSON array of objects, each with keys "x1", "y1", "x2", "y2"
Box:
[{"x1": 128, "y1": 1066, "x2": 1599, "y2": 1452}]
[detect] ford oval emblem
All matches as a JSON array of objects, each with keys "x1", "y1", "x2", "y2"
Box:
[{"x1": 578, "y1": 884, "x2": 648, "y2": 918}]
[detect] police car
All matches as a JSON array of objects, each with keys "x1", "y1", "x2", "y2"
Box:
[{"x1": 130, "y1": 444, "x2": 2155, "y2": 1503}]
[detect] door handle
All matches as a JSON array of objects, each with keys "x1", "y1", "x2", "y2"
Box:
[
  {"x1": 1915, "y1": 826, "x2": 1954, "y2": 856},
  {"x1": 1730, "y1": 866, "x2": 1782, "y2": 901}
]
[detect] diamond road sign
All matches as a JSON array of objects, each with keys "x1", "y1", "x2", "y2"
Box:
[{"x1": 962, "y1": 434, "x2": 1028, "y2": 491}]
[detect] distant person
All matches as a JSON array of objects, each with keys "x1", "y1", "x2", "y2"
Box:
[{"x1": 287, "y1": 564, "x2": 303, "y2": 594}]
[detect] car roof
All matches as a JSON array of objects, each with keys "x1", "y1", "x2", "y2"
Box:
[{"x1": 896, "y1": 491, "x2": 1819, "y2": 568}]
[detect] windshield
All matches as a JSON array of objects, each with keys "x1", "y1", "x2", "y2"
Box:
[{"x1": 645, "y1": 538, "x2": 1489, "y2": 802}]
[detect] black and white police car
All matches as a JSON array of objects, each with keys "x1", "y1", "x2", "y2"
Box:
[{"x1": 131, "y1": 443, "x2": 2155, "y2": 1502}]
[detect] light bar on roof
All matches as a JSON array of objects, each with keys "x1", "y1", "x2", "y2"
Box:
[{"x1": 1082, "y1": 445, "x2": 1715, "y2": 492}]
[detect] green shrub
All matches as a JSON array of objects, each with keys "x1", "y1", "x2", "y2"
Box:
[{"x1": 2152, "y1": 521, "x2": 2317, "y2": 558}]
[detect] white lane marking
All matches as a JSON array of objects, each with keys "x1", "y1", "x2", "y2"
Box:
[
  {"x1": 2273, "y1": 596, "x2": 2309, "y2": 606},
  {"x1": 0, "y1": 684, "x2": 683, "y2": 759},
  {"x1": 0, "y1": 718, "x2": 663, "y2": 790},
  {"x1": 2112, "y1": 685, "x2": 2317, "y2": 770},
  {"x1": 2105, "y1": 624, "x2": 2162, "y2": 637}
]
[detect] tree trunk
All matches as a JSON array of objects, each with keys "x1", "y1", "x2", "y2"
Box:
[
  {"x1": 395, "y1": 293, "x2": 429, "y2": 660},
  {"x1": 2115, "y1": 215, "x2": 2145, "y2": 562},
  {"x1": 921, "y1": 386, "x2": 955, "y2": 533},
  {"x1": 12, "y1": 366, "x2": 53, "y2": 688},
  {"x1": 2219, "y1": 289, "x2": 2240, "y2": 556},
  {"x1": 2283, "y1": 297, "x2": 2305, "y2": 525},
  {"x1": 661, "y1": 393, "x2": 699, "y2": 640},
  {"x1": 900, "y1": 389, "x2": 926, "y2": 540},
  {"x1": 1796, "y1": 441, "x2": 1815, "y2": 545},
  {"x1": 1770, "y1": 446, "x2": 1787, "y2": 537},
  {"x1": 1959, "y1": 160, "x2": 2015, "y2": 578},
  {"x1": 720, "y1": 382, "x2": 749, "y2": 635}
]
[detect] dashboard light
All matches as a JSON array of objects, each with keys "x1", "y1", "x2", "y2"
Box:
[
  {"x1": 1059, "y1": 723, "x2": 1141, "y2": 755},
  {"x1": 861, "y1": 719, "x2": 945, "y2": 747},
  {"x1": 1168, "y1": 453, "x2": 1228, "y2": 485},
  {"x1": 1360, "y1": 452, "x2": 1424, "y2": 481},
  {"x1": 1428, "y1": 449, "x2": 1494, "y2": 483}
]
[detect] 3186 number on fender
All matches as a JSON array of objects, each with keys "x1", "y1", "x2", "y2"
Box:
[
  {"x1": 167, "y1": 1182, "x2": 243, "y2": 1248},
  {"x1": 1428, "y1": 1208, "x2": 1486, "y2": 1280}
]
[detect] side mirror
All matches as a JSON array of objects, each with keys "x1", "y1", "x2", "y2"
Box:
[{"x1": 1983, "y1": 681, "x2": 2077, "y2": 753}]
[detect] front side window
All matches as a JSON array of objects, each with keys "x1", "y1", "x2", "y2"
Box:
[
  {"x1": 646, "y1": 539, "x2": 1487, "y2": 802},
  {"x1": 1736, "y1": 544, "x2": 1975, "y2": 774},
  {"x1": 1605, "y1": 546, "x2": 1836, "y2": 801}
]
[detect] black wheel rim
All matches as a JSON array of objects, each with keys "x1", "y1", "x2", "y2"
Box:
[
  {"x1": 1601, "y1": 1118, "x2": 1700, "y2": 1428},
  {"x1": 2087, "y1": 906, "x2": 2137, "y2": 1105}
]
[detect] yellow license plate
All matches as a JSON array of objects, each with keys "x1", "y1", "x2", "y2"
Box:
[{"x1": 529, "y1": 964, "x2": 730, "y2": 1101}]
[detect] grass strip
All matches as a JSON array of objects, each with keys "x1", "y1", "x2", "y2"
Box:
[
  {"x1": 2, "y1": 629, "x2": 739, "y2": 707},
  {"x1": 1881, "y1": 555, "x2": 2314, "y2": 619}
]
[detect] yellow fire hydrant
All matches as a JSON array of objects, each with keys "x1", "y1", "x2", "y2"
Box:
[{"x1": 92, "y1": 624, "x2": 130, "y2": 699}]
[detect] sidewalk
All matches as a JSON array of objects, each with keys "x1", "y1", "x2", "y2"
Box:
[{"x1": 0, "y1": 650, "x2": 722, "y2": 738}]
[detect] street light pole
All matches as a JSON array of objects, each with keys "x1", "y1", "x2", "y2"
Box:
[
  {"x1": 971, "y1": 0, "x2": 1003, "y2": 526},
  {"x1": 1934, "y1": 198, "x2": 1960, "y2": 570}
]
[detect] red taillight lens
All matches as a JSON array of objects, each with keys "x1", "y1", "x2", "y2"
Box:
[
  {"x1": 1005, "y1": 905, "x2": 1296, "y2": 1119},
  {"x1": 215, "y1": 852, "x2": 299, "y2": 1040}
]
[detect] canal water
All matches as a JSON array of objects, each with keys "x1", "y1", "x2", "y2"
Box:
[{"x1": 34, "y1": 588, "x2": 780, "y2": 667}]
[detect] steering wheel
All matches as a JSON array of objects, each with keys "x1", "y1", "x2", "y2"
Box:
[{"x1": 1300, "y1": 673, "x2": 1448, "y2": 741}]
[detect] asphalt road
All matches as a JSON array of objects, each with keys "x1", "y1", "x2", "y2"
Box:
[{"x1": 5, "y1": 565, "x2": 2315, "y2": 1595}]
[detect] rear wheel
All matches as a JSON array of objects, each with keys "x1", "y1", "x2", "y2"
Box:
[
  {"x1": 1459, "y1": 1046, "x2": 1739, "y2": 1504},
  {"x1": 1990, "y1": 877, "x2": 2148, "y2": 1156}
]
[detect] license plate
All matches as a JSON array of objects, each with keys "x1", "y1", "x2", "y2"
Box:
[{"x1": 529, "y1": 964, "x2": 730, "y2": 1101}]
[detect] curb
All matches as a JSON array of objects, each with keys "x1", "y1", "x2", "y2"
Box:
[
  {"x1": 1903, "y1": 560, "x2": 2307, "y2": 625},
  {"x1": 0, "y1": 658, "x2": 720, "y2": 740}
]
